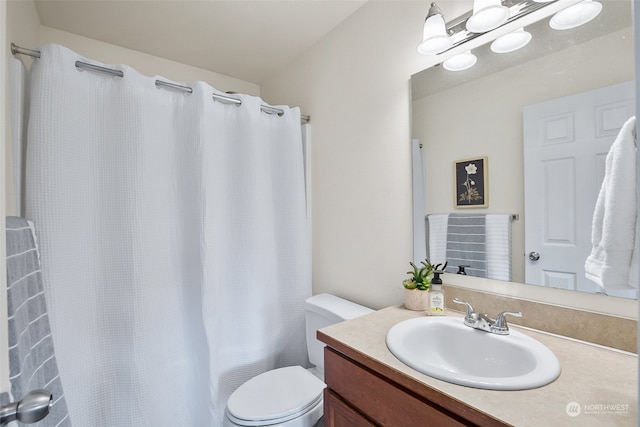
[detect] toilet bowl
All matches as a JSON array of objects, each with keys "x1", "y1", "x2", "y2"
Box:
[{"x1": 223, "y1": 294, "x2": 373, "y2": 427}]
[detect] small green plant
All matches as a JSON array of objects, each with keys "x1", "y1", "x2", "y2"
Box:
[{"x1": 402, "y1": 260, "x2": 447, "y2": 291}]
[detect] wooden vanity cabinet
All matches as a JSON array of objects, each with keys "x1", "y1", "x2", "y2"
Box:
[{"x1": 322, "y1": 347, "x2": 507, "y2": 427}]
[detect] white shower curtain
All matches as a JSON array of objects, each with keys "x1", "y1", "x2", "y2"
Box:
[{"x1": 24, "y1": 44, "x2": 311, "y2": 426}]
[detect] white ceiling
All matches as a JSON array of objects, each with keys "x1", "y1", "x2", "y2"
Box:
[{"x1": 33, "y1": 0, "x2": 368, "y2": 84}]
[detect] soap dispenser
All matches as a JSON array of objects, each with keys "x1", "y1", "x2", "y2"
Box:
[
  {"x1": 456, "y1": 265, "x2": 469, "y2": 275},
  {"x1": 428, "y1": 270, "x2": 446, "y2": 316}
]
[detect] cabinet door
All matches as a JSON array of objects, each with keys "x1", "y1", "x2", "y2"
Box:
[
  {"x1": 324, "y1": 348, "x2": 475, "y2": 426},
  {"x1": 324, "y1": 389, "x2": 376, "y2": 427}
]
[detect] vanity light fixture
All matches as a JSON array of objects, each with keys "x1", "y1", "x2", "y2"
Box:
[
  {"x1": 443, "y1": 50, "x2": 478, "y2": 71},
  {"x1": 549, "y1": 0, "x2": 603, "y2": 30},
  {"x1": 418, "y1": 0, "x2": 605, "y2": 64},
  {"x1": 417, "y1": 0, "x2": 550, "y2": 57},
  {"x1": 490, "y1": 27, "x2": 532, "y2": 53},
  {"x1": 466, "y1": 0, "x2": 510, "y2": 33},
  {"x1": 418, "y1": 2, "x2": 454, "y2": 54}
]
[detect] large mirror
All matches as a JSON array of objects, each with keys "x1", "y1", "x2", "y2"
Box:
[{"x1": 412, "y1": 0, "x2": 636, "y2": 301}]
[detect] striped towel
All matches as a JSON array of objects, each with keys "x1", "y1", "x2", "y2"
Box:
[
  {"x1": 445, "y1": 214, "x2": 488, "y2": 278},
  {"x1": 427, "y1": 213, "x2": 512, "y2": 281},
  {"x1": 6, "y1": 217, "x2": 71, "y2": 426}
]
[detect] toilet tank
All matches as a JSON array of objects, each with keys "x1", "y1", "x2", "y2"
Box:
[{"x1": 305, "y1": 293, "x2": 373, "y2": 372}]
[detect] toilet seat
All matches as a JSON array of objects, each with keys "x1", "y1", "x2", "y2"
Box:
[{"x1": 226, "y1": 366, "x2": 326, "y2": 426}]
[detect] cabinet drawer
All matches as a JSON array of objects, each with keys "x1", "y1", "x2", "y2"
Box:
[
  {"x1": 324, "y1": 389, "x2": 377, "y2": 427},
  {"x1": 324, "y1": 347, "x2": 475, "y2": 426}
]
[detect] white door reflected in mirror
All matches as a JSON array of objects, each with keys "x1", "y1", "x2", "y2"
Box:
[{"x1": 523, "y1": 81, "x2": 636, "y2": 299}]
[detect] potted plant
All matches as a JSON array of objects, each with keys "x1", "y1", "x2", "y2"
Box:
[{"x1": 402, "y1": 260, "x2": 446, "y2": 311}]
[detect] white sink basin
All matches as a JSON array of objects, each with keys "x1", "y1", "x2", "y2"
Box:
[{"x1": 386, "y1": 316, "x2": 561, "y2": 390}]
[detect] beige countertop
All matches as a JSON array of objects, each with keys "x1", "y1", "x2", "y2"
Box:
[{"x1": 318, "y1": 305, "x2": 638, "y2": 427}]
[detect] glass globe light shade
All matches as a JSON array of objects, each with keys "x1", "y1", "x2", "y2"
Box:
[
  {"x1": 418, "y1": 7, "x2": 453, "y2": 54},
  {"x1": 443, "y1": 51, "x2": 478, "y2": 71},
  {"x1": 466, "y1": 0, "x2": 510, "y2": 33},
  {"x1": 490, "y1": 28, "x2": 532, "y2": 53},
  {"x1": 550, "y1": 0, "x2": 602, "y2": 30}
]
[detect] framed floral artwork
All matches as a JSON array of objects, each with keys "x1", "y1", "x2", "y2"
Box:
[{"x1": 454, "y1": 157, "x2": 488, "y2": 208}]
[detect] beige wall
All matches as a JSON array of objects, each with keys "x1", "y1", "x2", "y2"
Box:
[
  {"x1": 413, "y1": 27, "x2": 634, "y2": 283},
  {"x1": 39, "y1": 26, "x2": 260, "y2": 97},
  {"x1": 6, "y1": 0, "x2": 40, "y2": 67},
  {"x1": 261, "y1": 1, "x2": 433, "y2": 309}
]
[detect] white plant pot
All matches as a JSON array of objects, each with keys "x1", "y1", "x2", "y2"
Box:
[{"x1": 403, "y1": 288, "x2": 429, "y2": 311}]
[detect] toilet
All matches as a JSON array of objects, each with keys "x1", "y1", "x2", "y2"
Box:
[{"x1": 223, "y1": 293, "x2": 373, "y2": 427}]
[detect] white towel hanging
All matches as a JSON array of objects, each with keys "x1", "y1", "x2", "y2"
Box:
[{"x1": 585, "y1": 116, "x2": 638, "y2": 290}]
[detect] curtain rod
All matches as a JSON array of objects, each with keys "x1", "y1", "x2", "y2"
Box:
[{"x1": 10, "y1": 43, "x2": 310, "y2": 124}]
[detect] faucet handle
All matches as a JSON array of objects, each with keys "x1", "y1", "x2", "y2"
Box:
[
  {"x1": 452, "y1": 298, "x2": 474, "y2": 317},
  {"x1": 492, "y1": 311, "x2": 523, "y2": 334}
]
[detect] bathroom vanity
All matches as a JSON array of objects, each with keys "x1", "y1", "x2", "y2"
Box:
[{"x1": 318, "y1": 305, "x2": 638, "y2": 426}]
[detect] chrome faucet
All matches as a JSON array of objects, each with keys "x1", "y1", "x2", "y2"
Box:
[{"x1": 452, "y1": 298, "x2": 522, "y2": 335}]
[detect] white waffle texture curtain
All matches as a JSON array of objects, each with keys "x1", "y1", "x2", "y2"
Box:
[{"x1": 25, "y1": 44, "x2": 311, "y2": 426}]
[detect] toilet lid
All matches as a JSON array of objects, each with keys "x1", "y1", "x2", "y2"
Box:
[{"x1": 227, "y1": 366, "x2": 325, "y2": 424}]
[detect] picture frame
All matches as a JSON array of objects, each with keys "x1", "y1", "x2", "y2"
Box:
[{"x1": 454, "y1": 156, "x2": 488, "y2": 208}]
